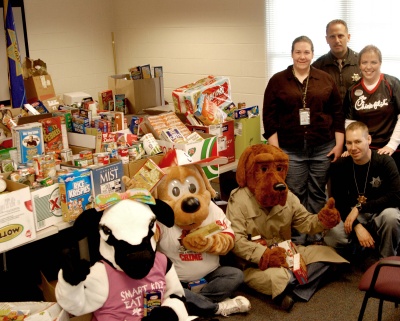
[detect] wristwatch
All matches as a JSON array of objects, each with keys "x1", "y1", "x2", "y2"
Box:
[{"x1": 355, "y1": 203, "x2": 362, "y2": 212}]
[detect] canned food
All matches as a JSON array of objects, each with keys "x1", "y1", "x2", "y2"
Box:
[
  {"x1": 93, "y1": 152, "x2": 110, "y2": 165},
  {"x1": 32, "y1": 155, "x2": 45, "y2": 177},
  {"x1": 42, "y1": 159, "x2": 57, "y2": 178},
  {"x1": 2, "y1": 159, "x2": 15, "y2": 172},
  {"x1": 128, "y1": 143, "x2": 145, "y2": 161},
  {"x1": 117, "y1": 147, "x2": 129, "y2": 164},
  {"x1": 140, "y1": 133, "x2": 162, "y2": 156},
  {"x1": 61, "y1": 148, "x2": 73, "y2": 162}
]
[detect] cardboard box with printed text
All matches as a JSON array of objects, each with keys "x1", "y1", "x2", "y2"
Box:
[{"x1": 0, "y1": 178, "x2": 37, "y2": 252}]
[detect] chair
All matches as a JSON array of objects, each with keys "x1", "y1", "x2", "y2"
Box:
[{"x1": 358, "y1": 256, "x2": 400, "y2": 321}]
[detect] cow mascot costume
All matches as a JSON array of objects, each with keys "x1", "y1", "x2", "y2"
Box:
[
  {"x1": 55, "y1": 188, "x2": 197, "y2": 321},
  {"x1": 226, "y1": 144, "x2": 348, "y2": 311}
]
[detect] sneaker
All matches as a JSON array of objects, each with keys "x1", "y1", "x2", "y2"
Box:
[{"x1": 216, "y1": 296, "x2": 251, "y2": 317}]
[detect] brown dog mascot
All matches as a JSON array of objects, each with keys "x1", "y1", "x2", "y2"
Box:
[{"x1": 226, "y1": 144, "x2": 348, "y2": 311}]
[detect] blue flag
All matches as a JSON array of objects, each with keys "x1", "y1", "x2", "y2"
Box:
[{"x1": 3, "y1": 0, "x2": 26, "y2": 108}]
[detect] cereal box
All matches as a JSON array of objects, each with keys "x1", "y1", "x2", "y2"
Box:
[
  {"x1": 58, "y1": 168, "x2": 93, "y2": 222},
  {"x1": 98, "y1": 89, "x2": 113, "y2": 110},
  {"x1": 12, "y1": 122, "x2": 45, "y2": 164},
  {"x1": 38, "y1": 116, "x2": 64, "y2": 155}
]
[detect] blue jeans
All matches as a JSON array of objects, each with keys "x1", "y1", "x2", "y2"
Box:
[
  {"x1": 282, "y1": 140, "x2": 334, "y2": 244},
  {"x1": 324, "y1": 208, "x2": 400, "y2": 258},
  {"x1": 183, "y1": 266, "x2": 244, "y2": 316},
  {"x1": 281, "y1": 139, "x2": 334, "y2": 214}
]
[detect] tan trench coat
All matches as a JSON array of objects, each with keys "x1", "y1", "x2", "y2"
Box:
[{"x1": 226, "y1": 187, "x2": 348, "y2": 298}]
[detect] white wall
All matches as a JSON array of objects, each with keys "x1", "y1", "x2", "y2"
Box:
[{"x1": 24, "y1": 0, "x2": 266, "y2": 109}]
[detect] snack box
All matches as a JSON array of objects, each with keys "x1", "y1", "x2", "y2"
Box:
[
  {"x1": 293, "y1": 253, "x2": 308, "y2": 284},
  {"x1": 188, "y1": 278, "x2": 207, "y2": 293},
  {"x1": 172, "y1": 75, "x2": 232, "y2": 114}
]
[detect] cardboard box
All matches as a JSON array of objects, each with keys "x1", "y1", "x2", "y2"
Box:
[
  {"x1": 122, "y1": 155, "x2": 165, "y2": 178},
  {"x1": 30, "y1": 183, "x2": 63, "y2": 231},
  {"x1": 108, "y1": 74, "x2": 164, "y2": 114},
  {"x1": 234, "y1": 116, "x2": 261, "y2": 160},
  {"x1": 172, "y1": 75, "x2": 232, "y2": 114},
  {"x1": 39, "y1": 272, "x2": 93, "y2": 321},
  {"x1": 67, "y1": 130, "x2": 102, "y2": 153},
  {"x1": 63, "y1": 92, "x2": 92, "y2": 105},
  {"x1": 0, "y1": 179, "x2": 37, "y2": 252},
  {"x1": 157, "y1": 133, "x2": 219, "y2": 180},
  {"x1": 24, "y1": 75, "x2": 56, "y2": 104},
  {"x1": 187, "y1": 120, "x2": 235, "y2": 164},
  {"x1": 293, "y1": 253, "x2": 308, "y2": 284}
]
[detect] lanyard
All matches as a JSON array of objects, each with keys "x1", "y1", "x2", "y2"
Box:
[{"x1": 292, "y1": 68, "x2": 310, "y2": 109}]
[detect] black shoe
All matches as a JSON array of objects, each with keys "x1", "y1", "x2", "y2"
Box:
[{"x1": 280, "y1": 295, "x2": 295, "y2": 312}]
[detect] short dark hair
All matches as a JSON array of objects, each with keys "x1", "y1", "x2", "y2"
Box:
[
  {"x1": 291, "y1": 36, "x2": 314, "y2": 53},
  {"x1": 326, "y1": 19, "x2": 349, "y2": 34}
]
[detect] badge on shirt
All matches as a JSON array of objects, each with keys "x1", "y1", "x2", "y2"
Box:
[{"x1": 299, "y1": 108, "x2": 310, "y2": 125}]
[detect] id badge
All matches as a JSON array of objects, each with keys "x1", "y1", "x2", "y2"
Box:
[{"x1": 299, "y1": 108, "x2": 310, "y2": 125}]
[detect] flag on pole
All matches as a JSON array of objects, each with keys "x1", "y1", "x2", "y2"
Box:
[{"x1": 3, "y1": 0, "x2": 26, "y2": 108}]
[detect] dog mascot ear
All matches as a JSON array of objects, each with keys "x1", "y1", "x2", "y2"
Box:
[{"x1": 55, "y1": 193, "x2": 197, "y2": 321}]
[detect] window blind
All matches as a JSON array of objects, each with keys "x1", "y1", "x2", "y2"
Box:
[{"x1": 266, "y1": 0, "x2": 400, "y2": 80}]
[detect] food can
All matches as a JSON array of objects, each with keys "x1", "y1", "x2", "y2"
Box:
[
  {"x1": 93, "y1": 152, "x2": 110, "y2": 165},
  {"x1": 46, "y1": 151, "x2": 57, "y2": 160},
  {"x1": 140, "y1": 133, "x2": 162, "y2": 156},
  {"x1": 42, "y1": 159, "x2": 57, "y2": 178},
  {"x1": 117, "y1": 147, "x2": 129, "y2": 164},
  {"x1": 128, "y1": 143, "x2": 145, "y2": 161},
  {"x1": 61, "y1": 148, "x2": 73, "y2": 162},
  {"x1": 32, "y1": 155, "x2": 45, "y2": 177},
  {"x1": 1, "y1": 159, "x2": 15, "y2": 173}
]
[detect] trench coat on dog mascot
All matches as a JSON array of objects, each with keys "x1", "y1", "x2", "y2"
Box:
[
  {"x1": 55, "y1": 192, "x2": 197, "y2": 321},
  {"x1": 226, "y1": 144, "x2": 348, "y2": 310},
  {"x1": 149, "y1": 151, "x2": 250, "y2": 317}
]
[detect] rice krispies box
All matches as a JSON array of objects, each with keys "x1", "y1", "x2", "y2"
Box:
[{"x1": 58, "y1": 168, "x2": 93, "y2": 222}]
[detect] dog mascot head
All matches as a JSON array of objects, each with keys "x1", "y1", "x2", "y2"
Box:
[{"x1": 236, "y1": 144, "x2": 289, "y2": 208}]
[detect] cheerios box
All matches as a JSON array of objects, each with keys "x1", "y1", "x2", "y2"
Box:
[
  {"x1": 0, "y1": 178, "x2": 36, "y2": 252},
  {"x1": 157, "y1": 133, "x2": 219, "y2": 180}
]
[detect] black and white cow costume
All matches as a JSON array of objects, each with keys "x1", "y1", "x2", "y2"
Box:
[{"x1": 55, "y1": 198, "x2": 197, "y2": 321}]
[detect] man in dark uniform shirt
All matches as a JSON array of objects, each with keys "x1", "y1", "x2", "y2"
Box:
[{"x1": 313, "y1": 19, "x2": 361, "y2": 102}]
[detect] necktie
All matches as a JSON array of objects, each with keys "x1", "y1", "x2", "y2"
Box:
[{"x1": 337, "y1": 59, "x2": 343, "y2": 71}]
